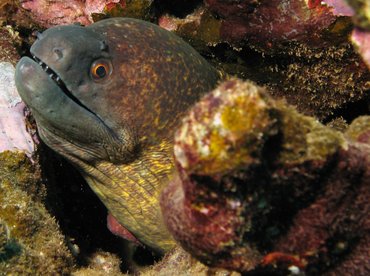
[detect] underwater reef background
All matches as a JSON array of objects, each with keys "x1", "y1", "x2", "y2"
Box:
[{"x1": 0, "y1": 0, "x2": 369, "y2": 275}]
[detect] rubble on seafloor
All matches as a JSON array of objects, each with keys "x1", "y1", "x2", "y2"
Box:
[
  {"x1": 140, "y1": 247, "x2": 240, "y2": 276},
  {"x1": 0, "y1": 0, "x2": 369, "y2": 275}
]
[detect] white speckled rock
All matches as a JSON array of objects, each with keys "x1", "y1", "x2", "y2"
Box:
[{"x1": 0, "y1": 61, "x2": 35, "y2": 154}]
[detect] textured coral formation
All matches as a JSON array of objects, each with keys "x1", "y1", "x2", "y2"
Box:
[
  {"x1": 0, "y1": 22, "x2": 127, "y2": 273},
  {"x1": 92, "y1": 0, "x2": 154, "y2": 22},
  {"x1": 0, "y1": 61, "x2": 34, "y2": 154},
  {"x1": 72, "y1": 251, "x2": 126, "y2": 276},
  {"x1": 3, "y1": 0, "x2": 369, "y2": 274},
  {"x1": 19, "y1": 0, "x2": 112, "y2": 26},
  {"x1": 9, "y1": 0, "x2": 370, "y2": 120},
  {"x1": 346, "y1": 0, "x2": 370, "y2": 29},
  {"x1": 141, "y1": 247, "x2": 240, "y2": 276},
  {"x1": 346, "y1": 0, "x2": 370, "y2": 68},
  {"x1": 0, "y1": 151, "x2": 74, "y2": 274},
  {"x1": 345, "y1": 115, "x2": 370, "y2": 143},
  {"x1": 323, "y1": 0, "x2": 355, "y2": 16},
  {"x1": 202, "y1": 0, "x2": 352, "y2": 51},
  {"x1": 158, "y1": 6, "x2": 222, "y2": 51},
  {"x1": 157, "y1": 1, "x2": 369, "y2": 120},
  {"x1": 161, "y1": 79, "x2": 370, "y2": 275},
  {"x1": 204, "y1": 0, "x2": 369, "y2": 120},
  {"x1": 264, "y1": 44, "x2": 370, "y2": 120},
  {"x1": 0, "y1": 21, "x2": 75, "y2": 274},
  {"x1": 0, "y1": 26, "x2": 21, "y2": 64},
  {"x1": 19, "y1": 0, "x2": 154, "y2": 27},
  {"x1": 351, "y1": 28, "x2": 370, "y2": 68}
]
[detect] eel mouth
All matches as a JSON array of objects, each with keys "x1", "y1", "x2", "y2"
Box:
[{"x1": 31, "y1": 54, "x2": 96, "y2": 115}]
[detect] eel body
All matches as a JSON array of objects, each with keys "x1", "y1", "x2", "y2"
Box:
[{"x1": 15, "y1": 18, "x2": 220, "y2": 253}]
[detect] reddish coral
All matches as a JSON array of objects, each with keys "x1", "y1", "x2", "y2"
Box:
[
  {"x1": 161, "y1": 79, "x2": 370, "y2": 274},
  {"x1": 321, "y1": 0, "x2": 355, "y2": 15},
  {"x1": 155, "y1": 1, "x2": 369, "y2": 121},
  {"x1": 205, "y1": 0, "x2": 351, "y2": 50},
  {"x1": 347, "y1": 0, "x2": 370, "y2": 68},
  {"x1": 20, "y1": 0, "x2": 120, "y2": 27}
]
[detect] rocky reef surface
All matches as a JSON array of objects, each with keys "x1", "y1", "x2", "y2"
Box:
[
  {"x1": 0, "y1": 23, "x2": 74, "y2": 275},
  {"x1": 0, "y1": 0, "x2": 369, "y2": 275},
  {"x1": 11, "y1": 0, "x2": 370, "y2": 119},
  {"x1": 161, "y1": 79, "x2": 369, "y2": 275},
  {"x1": 0, "y1": 150, "x2": 74, "y2": 274}
]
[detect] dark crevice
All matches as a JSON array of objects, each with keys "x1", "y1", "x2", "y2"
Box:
[
  {"x1": 38, "y1": 143, "x2": 129, "y2": 266},
  {"x1": 322, "y1": 96, "x2": 370, "y2": 124},
  {"x1": 154, "y1": 0, "x2": 203, "y2": 18},
  {"x1": 39, "y1": 142, "x2": 159, "y2": 273}
]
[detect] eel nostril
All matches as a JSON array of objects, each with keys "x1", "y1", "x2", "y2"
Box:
[{"x1": 53, "y1": 47, "x2": 64, "y2": 60}]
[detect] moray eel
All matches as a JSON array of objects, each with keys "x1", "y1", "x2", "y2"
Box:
[{"x1": 15, "y1": 18, "x2": 220, "y2": 253}]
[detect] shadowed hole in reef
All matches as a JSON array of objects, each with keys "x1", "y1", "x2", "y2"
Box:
[
  {"x1": 39, "y1": 143, "x2": 158, "y2": 272},
  {"x1": 154, "y1": 0, "x2": 203, "y2": 18},
  {"x1": 322, "y1": 96, "x2": 370, "y2": 124}
]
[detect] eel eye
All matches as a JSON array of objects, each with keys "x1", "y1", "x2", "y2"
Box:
[{"x1": 91, "y1": 60, "x2": 112, "y2": 81}]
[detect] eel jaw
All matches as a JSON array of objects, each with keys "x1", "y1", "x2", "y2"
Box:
[
  {"x1": 16, "y1": 56, "x2": 133, "y2": 164},
  {"x1": 30, "y1": 54, "x2": 98, "y2": 117}
]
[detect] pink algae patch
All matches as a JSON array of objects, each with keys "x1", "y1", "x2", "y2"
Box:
[
  {"x1": 322, "y1": 0, "x2": 355, "y2": 16},
  {"x1": 20, "y1": 0, "x2": 121, "y2": 27},
  {"x1": 351, "y1": 28, "x2": 370, "y2": 69},
  {"x1": 0, "y1": 62, "x2": 34, "y2": 155}
]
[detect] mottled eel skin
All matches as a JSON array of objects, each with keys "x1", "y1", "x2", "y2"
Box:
[{"x1": 15, "y1": 18, "x2": 220, "y2": 253}]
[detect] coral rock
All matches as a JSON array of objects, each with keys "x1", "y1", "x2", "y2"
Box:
[
  {"x1": 0, "y1": 61, "x2": 34, "y2": 155},
  {"x1": 345, "y1": 0, "x2": 370, "y2": 29},
  {"x1": 322, "y1": 0, "x2": 355, "y2": 16},
  {"x1": 20, "y1": 0, "x2": 119, "y2": 27},
  {"x1": 20, "y1": 0, "x2": 154, "y2": 27},
  {"x1": 0, "y1": 151, "x2": 74, "y2": 274},
  {"x1": 205, "y1": 0, "x2": 352, "y2": 51},
  {"x1": 351, "y1": 28, "x2": 370, "y2": 69},
  {"x1": 161, "y1": 79, "x2": 370, "y2": 275},
  {"x1": 141, "y1": 246, "x2": 240, "y2": 276},
  {"x1": 345, "y1": 0, "x2": 370, "y2": 69},
  {"x1": 72, "y1": 250, "x2": 125, "y2": 276}
]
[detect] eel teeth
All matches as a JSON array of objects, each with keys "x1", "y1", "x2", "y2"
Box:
[
  {"x1": 30, "y1": 53, "x2": 100, "y2": 119},
  {"x1": 31, "y1": 55, "x2": 63, "y2": 85}
]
